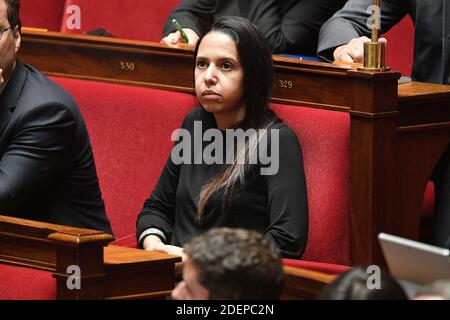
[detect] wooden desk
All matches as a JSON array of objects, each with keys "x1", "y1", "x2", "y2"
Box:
[
  {"x1": 103, "y1": 245, "x2": 180, "y2": 300},
  {"x1": 0, "y1": 215, "x2": 180, "y2": 299},
  {"x1": 282, "y1": 266, "x2": 336, "y2": 300},
  {"x1": 18, "y1": 29, "x2": 450, "y2": 266}
]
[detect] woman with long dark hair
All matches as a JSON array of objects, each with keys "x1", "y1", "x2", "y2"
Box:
[{"x1": 136, "y1": 16, "x2": 308, "y2": 258}]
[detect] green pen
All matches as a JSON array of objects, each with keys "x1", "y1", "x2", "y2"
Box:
[{"x1": 172, "y1": 18, "x2": 190, "y2": 43}]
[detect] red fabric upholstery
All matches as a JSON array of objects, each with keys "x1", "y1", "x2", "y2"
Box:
[
  {"x1": 0, "y1": 265, "x2": 56, "y2": 300},
  {"x1": 272, "y1": 104, "x2": 350, "y2": 265},
  {"x1": 0, "y1": 79, "x2": 197, "y2": 299},
  {"x1": 21, "y1": 0, "x2": 65, "y2": 31},
  {"x1": 383, "y1": 16, "x2": 414, "y2": 77},
  {"x1": 96, "y1": 103, "x2": 352, "y2": 265},
  {"x1": 283, "y1": 259, "x2": 350, "y2": 276},
  {"x1": 51, "y1": 77, "x2": 198, "y2": 239},
  {"x1": 60, "y1": 0, "x2": 180, "y2": 41}
]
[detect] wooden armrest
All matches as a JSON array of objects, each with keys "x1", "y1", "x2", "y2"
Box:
[
  {"x1": 0, "y1": 215, "x2": 180, "y2": 299},
  {"x1": 102, "y1": 245, "x2": 181, "y2": 300},
  {"x1": 281, "y1": 265, "x2": 336, "y2": 300},
  {"x1": 0, "y1": 215, "x2": 113, "y2": 271},
  {"x1": 22, "y1": 27, "x2": 49, "y2": 33}
]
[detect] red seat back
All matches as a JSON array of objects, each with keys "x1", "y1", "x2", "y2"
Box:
[
  {"x1": 272, "y1": 104, "x2": 350, "y2": 265},
  {"x1": 21, "y1": 0, "x2": 65, "y2": 31},
  {"x1": 51, "y1": 77, "x2": 198, "y2": 239},
  {"x1": 51, "y1": 78, "x2": 352, "y2": 264},
  {"x1": 59, "y1": 0, "x2": 180, "y2": 41},
  {"x1": 0, "y1": 265, "x2": 56, "y2": 299},
  {"x1": 383, "y1": 16, "x2": 414, "y2": 77}
]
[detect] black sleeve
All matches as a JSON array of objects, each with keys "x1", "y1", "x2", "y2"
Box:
[
  {"x1": 162, "y1": 0, "x2": 216, "y2": 38},
  {"x1": 136, "y1": 111, "x2": 196, "y2": 246},
  {"x1": 263, "y1": 124, "x2": 308, "y2": 258},
  {"x1": 0, "y1": 103, "x2": 74, "y2": 211},
  {"x1": 318, "y1": 0, "x2": 408, "y2": 61},
  {"x1": 135, "y1": 153, "x2": 180, "y2": 246},
  {"x1": 249, "y1": 0, "x2": 347, "y2": 55}
]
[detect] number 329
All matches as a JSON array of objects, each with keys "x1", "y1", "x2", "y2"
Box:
[{"x1": 278, "y1": 80, "x2": 293, "y2": 89}]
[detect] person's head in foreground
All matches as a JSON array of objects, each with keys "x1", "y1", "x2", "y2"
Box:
[
  {"x1": 171, "y1": 228, "x2": 284, "y2": 300},
  {"x1": 319, "y1": 266, "x2": 408, "y2": 300}
]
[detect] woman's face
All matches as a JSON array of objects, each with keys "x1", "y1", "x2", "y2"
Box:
[{"x1": 195, "y1": 31, "x2": 245, "y2": 118}]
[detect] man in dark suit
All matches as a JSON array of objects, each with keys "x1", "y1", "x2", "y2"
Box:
[
  {"x1": 318, "y1": 0, "x2": 450, "y2": 247},
  {"x1": 161, "y1": 0, "x2": 347, "y2": 56},
  {"x1": 0, "y1": 0, "x2": 112, "y2": 234}
]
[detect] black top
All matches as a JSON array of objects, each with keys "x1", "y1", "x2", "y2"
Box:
[
  {"x1": 163, "y1": 0, "x2": 347, "y2": 56},
  {"x1": 0, "y1": 61, "x2": 112, "y2": 235},
  {"x1": 136, "y1": 107, "x2": 308, "y2": 258}
]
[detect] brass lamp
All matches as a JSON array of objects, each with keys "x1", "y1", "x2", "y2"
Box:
[{"x1": 358, "y1": 0, "x2": 390, "y2": 71}]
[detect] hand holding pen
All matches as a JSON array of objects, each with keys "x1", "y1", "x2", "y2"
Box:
[{"x1": 161, "y1": 19, "x2": 200, "y2": 46}]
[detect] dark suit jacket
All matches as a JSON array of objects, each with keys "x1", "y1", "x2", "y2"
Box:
[
  {"x1": 163, "y1": 0, "x2": 347, "y2": 55},
  {"x1": 0, "y1": 61, "x2": 113, "y2": 234},
  {"x1": 318, "y1": 0, "x2": 450, "y2": 84}
]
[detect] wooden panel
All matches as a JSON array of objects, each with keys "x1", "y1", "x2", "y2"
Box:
[
  {"x1": 19, "y1": 29, "x2": 354, "y2": 111},
  {"x1": 19, "y1": 29, "x2": 195, "y2": 93},
  {"x1": 281, "y1": 266, "x2": 336, "y2": 300},
  {"x1": 0, "y1": 216, "x2": 179, "y2": 300}
]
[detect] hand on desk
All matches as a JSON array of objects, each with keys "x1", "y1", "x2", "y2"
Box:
[
  {"x1": 334, "y1": 36, "x2": 387, "y2": 63},
  {"x1": 161, "y1": 28, "x2": 199, "y2": 46},
  {"x1": 144, "y1": 235, "x2": 187, "y2": 273}
]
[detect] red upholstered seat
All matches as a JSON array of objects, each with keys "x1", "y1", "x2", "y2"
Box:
[
  {"x1": 0, "y1": 78, "x2": 197, "y2": 299},
  {"x1": 21, "y1": 0, "x2": 65, "y2": 31},
  {"x1": 51, "y1": 77, "x2": 198, "y2": 240},
  {"x1": 60, "y1": 0, "x2": 180, "y2": 42},
  {"x1": 272, "y1": 104, "x2": 351, "y2": 266},
  {"x1": 103, "y1": 102, "x2": 352, "y2": 267},
  {"x1": 0, "y1": 265, "x2": 56, "y2": 300},
  {"x1": 383, "y1": 16, "x2": 414, "y2": 77}
]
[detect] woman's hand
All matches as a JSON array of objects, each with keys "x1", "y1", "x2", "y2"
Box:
[
  {"x1": 144, "y1": 235, "x2": 186, "y2": 258},
  {"x1": 144, "y1": 237, "x2": 187, "y2": 275},
  {"x1": 143, "y1": 234, "x2": 165, "y2": 251},
  {"x1": 149, "y1": 243, "x2": 187, "y2": 261}
]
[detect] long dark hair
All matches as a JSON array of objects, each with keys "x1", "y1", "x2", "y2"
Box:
[{"x1": 195, "y1": 16, "x2": 277, "y2": 221}]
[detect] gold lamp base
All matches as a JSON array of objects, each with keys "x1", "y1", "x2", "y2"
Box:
[{"x1": 357, "y1": 41, "x2": 391, "y2": 72}]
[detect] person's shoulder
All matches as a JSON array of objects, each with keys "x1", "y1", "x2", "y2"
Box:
[
  {"x1": 269, "y1": 121, "x2": 299, "y2": 142},
  {"x1": 18, "y1": 63, "x2": 77, "y2": 110}
]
